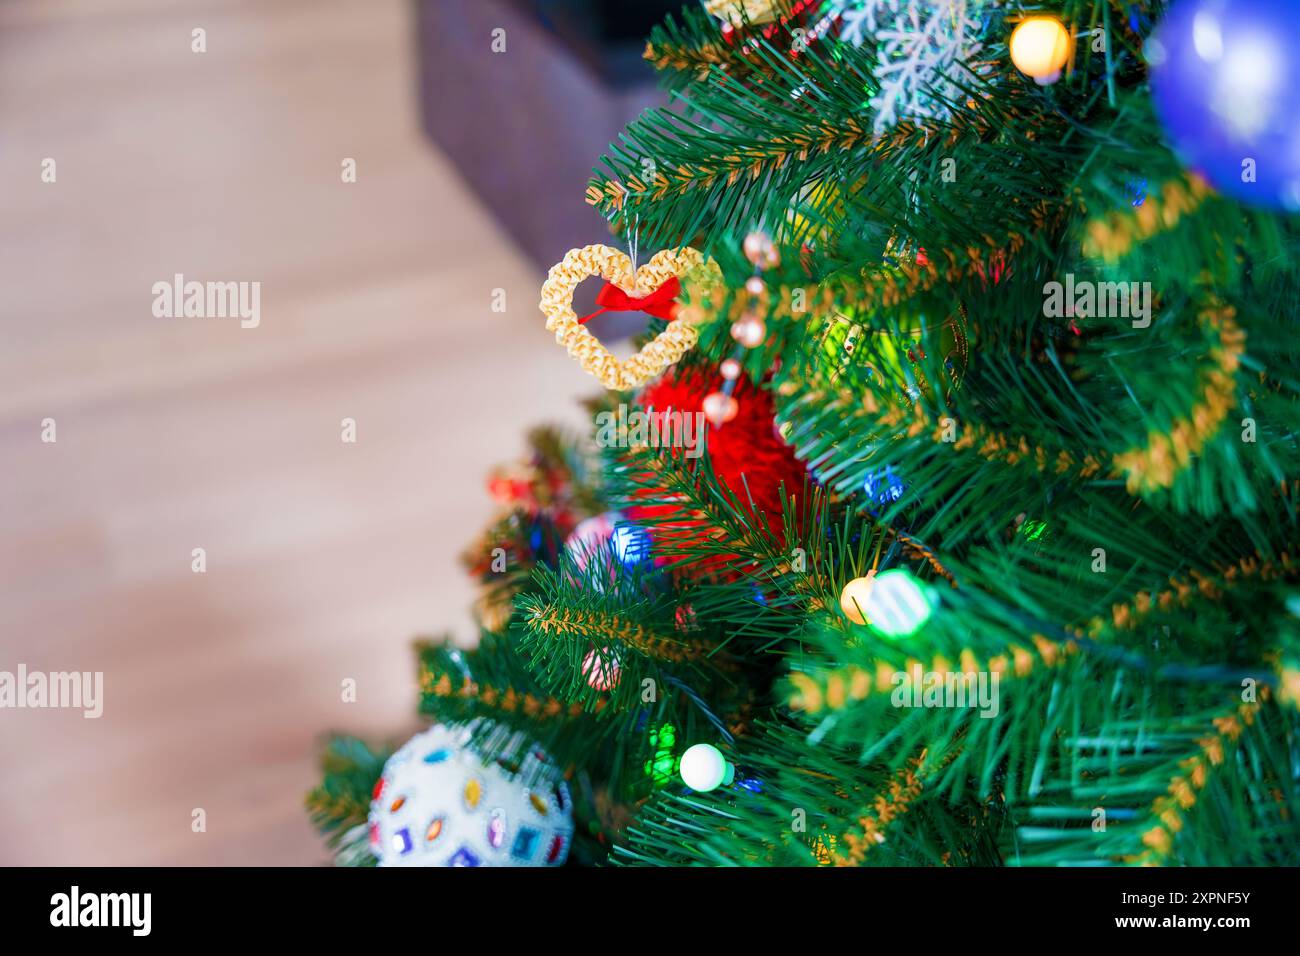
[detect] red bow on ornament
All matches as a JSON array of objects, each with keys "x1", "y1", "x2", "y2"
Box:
[{"x1": 579, "y1": 277, "x2": 681, "y2": 325}]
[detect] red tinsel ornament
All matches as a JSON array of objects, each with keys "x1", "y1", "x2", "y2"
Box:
[{"x1": 627, "y1": 365, "x2": 808, "y2": 570}]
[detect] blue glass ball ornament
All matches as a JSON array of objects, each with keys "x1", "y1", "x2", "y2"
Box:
[
  {"x1": 611, "y1": 523, "x2": 653, "y2": 566},
  {"x1": 1148, "y1": 0, "x2": 1300, "y2": 211}
]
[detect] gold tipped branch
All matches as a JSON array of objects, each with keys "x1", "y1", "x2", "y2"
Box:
[
  {"x1": 833, "y1": 755, "x2": 927, "y2": 865},
  {"x1": 1113, "y1": 295, "x2": 1244, "y2": 494},
  {"x1": 831, "y1": 747, "x2": 960, "y2": 866},
  {"x1": 524, "y1": 604, "x2": 732, "y2": 667},
  {"x1": 1083, "y1": 174, "x2": 1213, "y2": 264},
  {"x1": 304, "y1": 789, "x2": 369, "y2": 825},
  {"x1": 420, "y1": 666, "x2": 604, "y2": 719},
  {"x1": 1076, "y1": 549, "x2": 1298, "y2": 639},
  {"x1": 587, "y1": 119, "x2": 950, "y2": 214},
  {"x1": 787, "y1": 634, "x2": 1076, "y2": 714},
  {"x1": 644, "y1": 37, "x2": 735, "y2": 76},
  {"x1": 676, "y1": 212, "x2": 1054, "y2": 330},
  {"x1": 780, "y1": 287, "x2": 1242, "y2": 497},
  {"x1": 1127, "y1": 699, "x2": 1262, "y2": 865}
]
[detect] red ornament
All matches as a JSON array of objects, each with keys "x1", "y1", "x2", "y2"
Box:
[
  {"x1": 628, "y1": 366, "x2": 808, "y2": 571},
  {"x1": 487, "y1": 475, "x2": 524, "y2": 502}
]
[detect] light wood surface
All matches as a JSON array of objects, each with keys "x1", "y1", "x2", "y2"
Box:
[{"x1": 0, "y1": 0, "x2": 591, "y2": 864}]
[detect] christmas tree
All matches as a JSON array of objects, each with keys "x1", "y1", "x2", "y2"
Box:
[{"x1": 308, "y1": 0, "x2": 1300, "y2": 867}]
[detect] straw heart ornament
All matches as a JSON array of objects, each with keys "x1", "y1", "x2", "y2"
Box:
[{"x1": 540, "y1": 244, "x2": 716, "y2": 390}]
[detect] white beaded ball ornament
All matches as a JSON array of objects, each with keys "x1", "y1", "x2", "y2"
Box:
[{"x1": 368, "y1": 722, "x2": 574, "y2": 867}]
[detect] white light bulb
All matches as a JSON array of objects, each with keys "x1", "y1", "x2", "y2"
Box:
[{"x1": 679, "y1": 743, "x2": 733, "y2": 792}]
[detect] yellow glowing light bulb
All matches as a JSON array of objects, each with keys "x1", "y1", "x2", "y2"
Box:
[
  {"x1": 1009, "y1": 16, "x2": 1072, "y2": 80},
  {"x1": 839, "y1": 573, "x2": 877, "y2": 626}
]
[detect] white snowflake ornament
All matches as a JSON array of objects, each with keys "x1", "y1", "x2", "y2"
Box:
[
  {"x1": 834, "y1": 0, "x2": 991, "y2": 133},
  {"x1": 368, "y1": 722, "x2": 574, "y2": 867}
]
